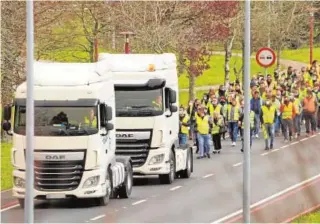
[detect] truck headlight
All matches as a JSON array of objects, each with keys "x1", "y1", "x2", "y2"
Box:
[
  {"x1": 83, "y1": 176, "x2": 100, "y2": 188},
  {"x1": 14, "y1": 177, "x2": 25, "y2": 188},
  {"x1": 148, "y1": 154, "x2": 165, "y2": 165}
]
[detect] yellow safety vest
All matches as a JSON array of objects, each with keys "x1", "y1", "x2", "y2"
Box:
[
  {"x1": 261, "y1": 105, "x2": 276, "y2": 124},
  {"x1": 293, "y1": 98, "x2": 302, "y2": 115},
  {"x1": 211, "y1": 117, "x2": 223, "y2": 134},
  {"x1": 227, "y1": 105, "x2": 240, "y2": 121},
  {"x1": 84, "y1": 116, "x2": 97, "y2": 127},
  {"x1": 196, "y1": 115, "x2": 210, "y2": 135},
  {"x1": 212, "y1": 104, "x2": 222, "y2": 116},
  {"x1": 282, "y1": 103, "x2": 293, "y2": 120},
  {"x1": 152, "y1": 101, "x2": 162, "y2": 110},
  {"x1": 180, "y1": 115, "x2": 189, "y2": 134}
]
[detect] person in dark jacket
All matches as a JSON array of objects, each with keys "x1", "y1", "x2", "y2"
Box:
[{"x1": 250, "y1": 91, "x2": 261, "y2": 138}]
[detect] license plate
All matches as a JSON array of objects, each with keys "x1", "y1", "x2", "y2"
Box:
[{"x1": 46, "y1": 193, "x2": 66, "y2": 199}]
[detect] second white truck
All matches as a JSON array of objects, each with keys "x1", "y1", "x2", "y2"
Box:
[
  {"x1": 99, "y1": 53, "x2": 193, "y2": 184},
  {"x1": 2, "y1": 60, "x2": 133, "y2": 208}
]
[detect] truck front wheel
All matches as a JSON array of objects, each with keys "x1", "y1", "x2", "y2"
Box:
[
  {"x1": 96, "y1": 170, "x2": 112, "y2": 206},
  {"x1": 118, "y1": 161, "x2": 133, "y2": 198},
  {"x1": 159, "y1": 151, "x2": 175, "y2": 184}
]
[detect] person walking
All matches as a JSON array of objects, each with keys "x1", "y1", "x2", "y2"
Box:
[
  {"x1": 211, "y1": 111, "x2": 224, "y2": 154},
  {"x1": 260, "y1": 100, "x2": 277, "y2": 150},
  {"x1": 250, "y1": 90, "x2": 262, "y2": 138},
  {"x1": 302, "y1": 88, "x2": 318, "y2": 136},
  {"x1": 226, "y1": 98, "x2": 241, "y2": 146},
  {"x1": 239, "y1": 108, "x2": 255, "y2": 152},
  {"x1": 195, "y1": 106, "x2": 211, "y2": 159},
  {"x1": 292, "y1": 90, "x2": 302, "y2": 138},
  {"x1": 280, "y1": 96, "x2": 296, "y2": 142},
  {"x1": 179, "y1": 106, "x2": 190, "y2": 145}
]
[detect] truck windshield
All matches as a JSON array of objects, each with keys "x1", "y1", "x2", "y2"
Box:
[
  {"x1": 115, "y1": 88, "x2": 163, "y2": 117},
  {"x1": 14, "y1": 106, "x2": 99, "y2": 136}
]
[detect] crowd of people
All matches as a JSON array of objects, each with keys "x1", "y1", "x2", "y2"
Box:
[{"x1": 179, "y1": 60, "x2": 320, "y2": 159}]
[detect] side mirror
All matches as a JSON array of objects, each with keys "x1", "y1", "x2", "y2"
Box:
[
  {"x1": 3, "y1": 106, "x2": 12, "y2": 121},
  {"x1": 169, "y1": 105, "x2": 178, "y2": 113},
  {"x1": 2, "y1": 121, "x2": 11, "y2": 131},
  {"x1": 169, "y1": 89, "x2": 176, "y2": 104},
  {"x1": 106, "y1": 106, "x2": 113, "y2": 121},
  {"x1": 106, "y1": 123, "x2": 114, "y2": 131}
]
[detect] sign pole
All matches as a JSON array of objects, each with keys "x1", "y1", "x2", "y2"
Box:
[
  {"x1": 243, "y1": 0, "x2": 251, "y2": 223},
  {"x1": 25, "y1": 0, "x2": 35, "y2": 223}
]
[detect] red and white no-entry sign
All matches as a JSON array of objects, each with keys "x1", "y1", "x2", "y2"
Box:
[{"x1": 255, "y1": 47, "x2": 276, "y2": 68}]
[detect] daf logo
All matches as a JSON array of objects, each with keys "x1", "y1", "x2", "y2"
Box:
[
  {"x1": 116, "y1": 133, "x2": 134, "y2": 138},
  {"x1": 45, "y1": 155, "x2": 66, "y2": 160}
]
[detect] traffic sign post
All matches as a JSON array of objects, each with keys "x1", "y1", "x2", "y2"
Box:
[{"x1": 256, "y1": 47, "x2": 276, "y2": 77}]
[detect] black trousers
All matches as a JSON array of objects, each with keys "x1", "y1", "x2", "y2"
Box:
[{"x1": 212, "y1": 133, "x2": 221, "y2": 150}]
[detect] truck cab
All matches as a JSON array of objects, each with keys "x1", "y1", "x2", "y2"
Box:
[
  {"x1": 2, "y1": 61, "x2": 133, "y2": 207},
  {"x1": 99, "y1": 53, "x2": 193, "y2": 184}
]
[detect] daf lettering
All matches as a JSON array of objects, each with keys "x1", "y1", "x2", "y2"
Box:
[
  {"x1": 116, "y1": 133, "x2": 134, "y2": 138},
  {"x1": 45, "y1": 155, "x2": 66, "y2": 160}
]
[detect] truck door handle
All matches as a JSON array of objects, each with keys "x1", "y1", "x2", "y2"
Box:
[{"x1": 170, "y1": 130, "x2": 172, "y2": 135}]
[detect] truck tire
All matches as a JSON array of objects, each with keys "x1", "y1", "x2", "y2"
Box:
[
  {"x1": 159, "y1": 151, "x2": 175, "y2": 184},
  {"x1": 118, "y1": 161, "x2": 133, "y2": 198},
  {"x1": 18, "y1": 199, "x2": 25, "y2": 209},
  {"x1": 96, "y1": 169, "x2": 112, "y2": 206},
  {"x1": 180, "y1": 148, "x2": 192, "y2": 178}
]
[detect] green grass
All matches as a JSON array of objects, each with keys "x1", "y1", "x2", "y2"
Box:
[
  {"x1": 179, "y1": 90, "x2": 209, "y2": 106},
  {"x1": 281, "y1": 48, "x2": 320, "y2": 64},
  {"x1": 1, "y1": 142, "x2": 13, "y2": 190},
  {"x1": 178, "y1": 55, "x2": 278, "y2": 89},
  {"x1": 292, "y1": 210, "x2": 320, "y2": 223}
]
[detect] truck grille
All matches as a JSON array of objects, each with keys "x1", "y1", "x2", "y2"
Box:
[
  {"x1": 34, "y1": 160, "x2": 84, "y2": 191},
  {"x1": 116, "y1": 139, "x2": 150, "y2": 167}
]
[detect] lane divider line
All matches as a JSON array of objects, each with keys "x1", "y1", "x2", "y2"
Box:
[
  {"x1": 203, "y1": 173, "x2": 214, "y2": 179},
  {"x1": 132, "y1": 199, "x2": 147, "y2": 205},
  {"x1": 0, "y1": 204, "x2": 19, "y2": 213},
  {"x1": 290, "y1": 142, "x2": 299, "y2": 146},
  {"x1": 210, "y1": 173, "x2": 320, "y2": 224},
  {"x1": 170, "y1": 186, "x2": 182, "y2": 191},
  {"x1": 281, "y1": 145, "x2": 289, "y2": 149},
  {"x1": 232, "y1": 162, "x2": 242, "y2": 167},
  {"x1": 300, "y1": 138, "x2": 308, "y2": 142},
  {"x1": 90, "y1": 214, "x2": 105, "y2": 221}
]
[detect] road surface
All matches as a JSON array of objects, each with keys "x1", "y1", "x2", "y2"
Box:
[{"x1": 1, "y1": 131, "x2": 320, "y2": 223}]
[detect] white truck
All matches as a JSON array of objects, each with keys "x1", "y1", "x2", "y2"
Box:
[
  {"x1": 2, "y1": 61, "x2": 133, "y2": 208},
  {"x1": 98, "y1": 53, "x2": 193, "y2": 184}
]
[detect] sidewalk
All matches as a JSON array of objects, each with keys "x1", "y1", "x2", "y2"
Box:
[{"x1": 1, "y1": 189, "x2": 17, "y2": 209}]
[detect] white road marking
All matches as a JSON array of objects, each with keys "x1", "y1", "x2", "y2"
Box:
[
  {"x1": 261, "y1": 148, "x2": 280, "y2": 156},
  {"x1": 290, "y1": 142, "x2": 299, "y2": 146},
  {"x1": 123, "y1": 206, "x2": 127, "y2": 209},
  {"x1": 300, "y1": 137, "x2": 308, "y2": 142},
  {"x1": 170, "y1": 186, "x2": 182, "y2": 191},
  {"x1": 151, "y1": 195, "x2": 158, "y2": 198},
  {"x1": 232, "y1": 162, "x2": 242, "y2": 167},
  {"x1": 132, "y1": 199, "x2": 147, "y2": 205},
  {"x1": 90, "y1": 214, "x2": 105, "y2": 221},
  {"x1": 281, "y1": 145, "x2": 289, "y2": 149},
  {"x1": 0, "y1": 204, "x2": 19, "y2": 213},
  {"x1": 309, "y1": 134, "x2": 317, "y2": 138},
  {"x1": 211, "y1": 173, "x2": 320, "y2": 224},
  {"x1": 203, "y1": 173, "x2": 214, "y2": 179}
]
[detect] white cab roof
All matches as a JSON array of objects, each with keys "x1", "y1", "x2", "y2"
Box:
[
  {"x1": 33, "y1": 61, "x2": 112, "y2": 86},
  {"x1": 98, "y1": 53, "x2": 176, "y2": 72}
]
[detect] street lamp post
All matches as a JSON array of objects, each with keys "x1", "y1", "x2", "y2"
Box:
[
  {"x1": 309, "y1": 11, "x2": 314, "y2": 65},
  {"x1": 119, "y1": 31, "x2": 135, "y2": 54},
  {"x1": 25, "y1": 0, "x2": 35, "y2": 222},
  {"x1": 243, "y1": 0, "x2": 251, "y2": 223}
]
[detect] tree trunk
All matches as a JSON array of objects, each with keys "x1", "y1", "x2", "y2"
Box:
[
  {"x1": 276, "y1": 46, "x2": 281, "y2": 70},
  {"x1": 224, "y1": 33, "x2": 235, "y2": 88},
  {"x1": 89, "y1": 41, "x2": 94, "y2": 62},
  {"x1": 188, "y1": 73, "x2": 195, "y2": 102}
]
